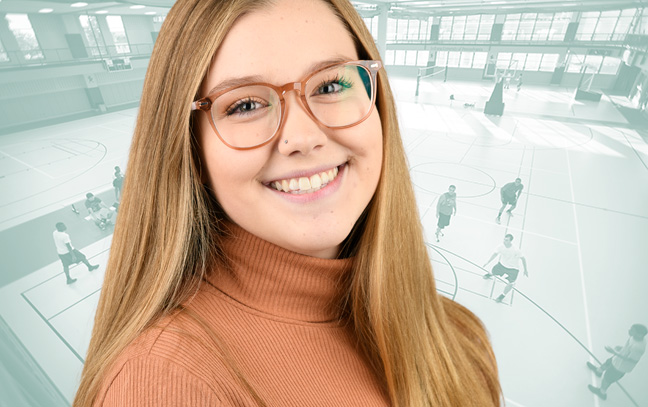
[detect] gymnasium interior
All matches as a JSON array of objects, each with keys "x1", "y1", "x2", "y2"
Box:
[{"x1": 0, "y1": 0, "x2": 647, "y2": 406}]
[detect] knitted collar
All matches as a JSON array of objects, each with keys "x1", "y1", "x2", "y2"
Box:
[{"x1": 205, "y1": 222, "x2": 354, "y2": 323}]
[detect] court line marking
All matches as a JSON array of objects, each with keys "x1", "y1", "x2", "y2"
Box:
[
  {"x1": 47, "y1": 288, "x2": 101, "y2": 321},
  {"x1": 619, "y1": 129, "x2": 648, "y2": 172},
  {"x1": 565, "y1": 148, "x2": 599, "y2": 407},
  {"x1": 457, "y1": 212, "x2": 578, "y2": 246},
  {"x1": 20, "y1": 292, "x2": 85, "y2": 364},
  {"x1": 0, "y1": 148, "x2": 54, "y2": 180},
  {"x1": 431, "y1": 244, "x2": 641, "y2": 406}
]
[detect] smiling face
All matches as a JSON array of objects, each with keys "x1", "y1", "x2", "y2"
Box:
[{"x1": 197, "y1": 0, "x2": 383, "y2": 259}]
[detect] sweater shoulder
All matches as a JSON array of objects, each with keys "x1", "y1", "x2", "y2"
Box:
[{"x1": 96, "y1": 287, "x2": 253, "y2": 406}]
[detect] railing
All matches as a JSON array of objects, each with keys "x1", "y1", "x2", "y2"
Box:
[{"x1": 0, "y1": 43, "x2": 154, "y2": 70}]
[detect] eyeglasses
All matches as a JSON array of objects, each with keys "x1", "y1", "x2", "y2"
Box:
[{"x1": 191, "y1": 60, "x2": 382, "y2": 150}]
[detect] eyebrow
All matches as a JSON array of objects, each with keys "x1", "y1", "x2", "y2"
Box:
[{"x1": 204, "y1": 56, "x2": 352, "y2": 96}]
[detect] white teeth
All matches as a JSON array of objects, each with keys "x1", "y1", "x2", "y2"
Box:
[
  {"x1": 269, "y1": 166, "x2": 341, "y2": 193},
  {"x1": 299, "y1": 177, "x2": 311, "y2": 190},
  {"x1": 310, "y1": 174, "x2": 322, "y2": 189}
]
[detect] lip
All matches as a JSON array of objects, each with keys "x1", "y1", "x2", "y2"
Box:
[{"x1": 265, "y1": 163, "x2": 346, "y2": 203}]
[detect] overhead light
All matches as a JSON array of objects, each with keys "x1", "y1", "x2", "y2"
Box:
[
  {"x1": 39, "y1": 8, "x2": 54, "y2": 13},
  {"x1": 130, "y1": 5, "x2": 145, "y2": 9},
  {"x1": 96, "y1": 10, "x2": 108, "y2": 14},
  {"x1": 71, "y1": 2, "x2": 88, "y2": 7},
  {"x1": 145, "y1": 11, "x2": 156, "y2": 15}
]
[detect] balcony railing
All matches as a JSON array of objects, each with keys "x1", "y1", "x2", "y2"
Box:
[{"x1": 0, "y1": 43, "x2": 154, "y2": 70}]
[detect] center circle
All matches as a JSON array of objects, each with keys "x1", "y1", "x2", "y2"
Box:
[{"x1": 410, "y1": 162, "x2": 496, "y2": 198}]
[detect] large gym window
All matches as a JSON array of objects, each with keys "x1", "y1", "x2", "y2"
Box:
[
  {"x1": 4, "y1": 14, "x2": 43, "y2": 61},
  {"x1": 439, "y1": 15, "x2": 494, "y2": 41},
  {"x1": 387, "y1": 18, "x2": 429, "y2": 42},
  {"x1": 106, "y1": 16, "x2": 131, "y2": 54},
  {"x1": 362, "y1": 16, "x2": 379, "y2": 41},
  {"x1": 79, "y1": 15, "x2": 107, "y2": 57},
  {"x1": 575, "y1": 9, "x2": 636, "y2": 41}
]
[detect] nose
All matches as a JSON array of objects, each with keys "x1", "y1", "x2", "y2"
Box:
[{"x1": 276, "y1": 90, "x2": 327, "y2": 156}]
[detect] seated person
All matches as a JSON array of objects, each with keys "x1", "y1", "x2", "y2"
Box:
[{"x1": 85, "y1": 192, "x2": 113, "y2": 227}]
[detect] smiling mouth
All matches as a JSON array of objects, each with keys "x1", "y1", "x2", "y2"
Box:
[{"x1": 268, "y1": 165, "x2": 342, "y2": 194}]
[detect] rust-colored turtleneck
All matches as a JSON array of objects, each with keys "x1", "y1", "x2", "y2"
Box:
[{"x1": 96, "y1": 223, "x2": 390, "y2": 406}]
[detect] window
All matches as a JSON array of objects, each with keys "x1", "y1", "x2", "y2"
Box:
[
  {"x1": 566, "y1": 53, "x2": 585, "y2": 72},
  {"x1": 106, "y1": 15, "x2": 130, "y2": 53},
  {"x1": 512, "y1": 53, "x2": 526, "y2": 69},
  {"x1": 416, "y1": 50, "x2": 430, "y2": 66},
  {"x1": 539, "y1": 54, "x2": 559, "y2": 71},
  {"x1": 576, "y1": 11, "x2": 599, "y2": 40},
  {"x1": 473, "y1": 52, "x2": 487, "y2": 68},
  {"x1": 593, "y1": 10, "x2": 619, "y2": 41},
  {"x1": 549, "y1": 12, "x2": 571, "y2": 41},
  {"x1": 406, "y1": 50, "x2": 417, "y2": 65},
  {"x1": 79, "y1": 15, "x2": 107, "y2": 57},
  {"x1": 496, "y1": 52, "x2": 512, "y2": 69},
  {"x1": 0, "y1": 38, "x2": 9, "y2": 62},
  {"x1": 439, "y1": 17, "x2": 452, "y2": 40},
  {"x1": 436, "y1": 51, "x2": 448, "y2": 67},
  {"x1": 612, "y1": 9, "x2": 635, "y2": 41},
  {"x1": 502, "y1": 14, "x2": 520, "y2": 40},
  {"x1": 584, "y1": 54, "x2": 603, "y2": 72},
  {"x1": 419, "y1": 19, "x2": 429, "y2": 41},
  {"x1": 397, "y1": 19, "x2": 408, "y2": 41},
  {"x1": 394, "y1": 50, "x2": 406, "y2": 65},
  {"x1": 599, "y1": 56, "x2": 620, "y2": 74},
  {"x1": 387, "y1": 18, "x2": 397, "y2": 41},
  {"x1": 517, "y1": 13, "x2": 536, "y2": 40},
  {"x1": 451, "y1": 16, "x2": 466, "y2": 40},
  {"x1": 460, "y1": 51, "x2": 473, "y2": 68},
  {"x1": 447, "y1": 51, "x2": 460, "y2": 67},
  {"x1": 532, "y1": 13, "x2": 552, "y2": 41},
  {"x1": 524, "y1": 53, "x2": 542, "y2": 70},
  {"x1": 4, "y1": 14, "x2": 43, "y2": 60},
  {"x1": 385, "y1": 50, "x2": 395, "y2": 65},
  {"x1": 362, "y1": 17, "x2": 373, "y2": 39},
  {"x1": 464, "y1": 15, "x2": 480, "y2": 40},
  {"x1": 478, "y1": 15, "x2": 495, "y2": 40},
  {"x1": 407, "y1": 19, "x2": 420, "y2": 40}
]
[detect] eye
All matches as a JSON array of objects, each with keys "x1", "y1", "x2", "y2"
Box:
[
  {"x1": 313, "y1": 76, "x2": 353, "y2": 96},
  {"x1": 225, "y1": 97, "x2": 269, "y2": 116}
]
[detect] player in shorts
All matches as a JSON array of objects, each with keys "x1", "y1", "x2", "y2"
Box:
[
  {"x1": 435, "y1": 185, "x2": 457, "y2": 242},
  {"x1": 496, "y1": 178, "x2": 523, "y2": 224},
  {"x1": 483, "y1": 234, "x2": 528, "y2": 303}
]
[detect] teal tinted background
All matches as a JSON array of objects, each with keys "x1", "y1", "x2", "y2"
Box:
[{"x1": 1, "y1": 1, "x2": 647, "y2": 406}]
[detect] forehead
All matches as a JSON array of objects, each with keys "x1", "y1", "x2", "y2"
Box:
[{"x1": 204, "y1": 0, "x2": 358, "y2": 91}]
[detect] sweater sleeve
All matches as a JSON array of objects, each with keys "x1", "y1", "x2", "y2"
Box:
[{"x1": 100, "y1": 356, "x2": 222, "y2": 407}]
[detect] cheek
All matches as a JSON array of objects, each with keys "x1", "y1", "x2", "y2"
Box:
[{"x1": 362, "y1": 113, "x2": 383, "y2": 181}]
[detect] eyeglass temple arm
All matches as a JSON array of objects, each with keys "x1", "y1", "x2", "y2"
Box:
[{"x1": 191, "y1": 99, "x2": 210, "y2": 111}]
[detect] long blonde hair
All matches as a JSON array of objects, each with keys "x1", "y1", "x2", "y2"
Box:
[{"x1": 75, "y1": 1, "x2": 501, "y2": 406}]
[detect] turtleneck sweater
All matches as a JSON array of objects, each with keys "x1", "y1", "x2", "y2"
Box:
[{"x1": 96, "y1": 223, "x2": 390, "y2": 406}]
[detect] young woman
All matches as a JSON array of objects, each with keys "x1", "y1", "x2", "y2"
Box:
[{"x1": 75, "y1": 1, "x2": 501, "y2": 406}]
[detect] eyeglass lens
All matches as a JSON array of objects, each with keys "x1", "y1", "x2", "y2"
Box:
[{"x1": 209, "y1": 63, "x2": 374, "y2": 148}]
